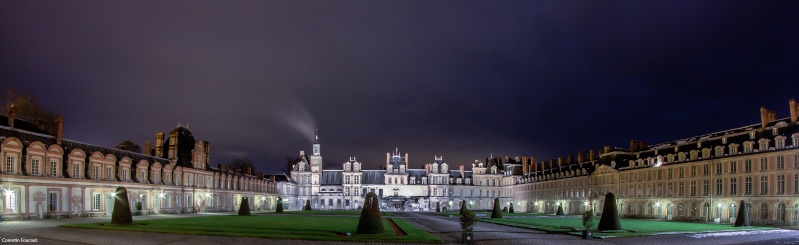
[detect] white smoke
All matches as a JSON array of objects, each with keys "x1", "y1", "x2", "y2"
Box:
[{"x1": 269, "y1": 96, "x2": 316, "y2": 142}]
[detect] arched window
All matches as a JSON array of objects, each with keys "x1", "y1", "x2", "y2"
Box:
[
  {"x1": 761, "y1": 203, "x2": 769, "y2": 220},
  {"x1": 777, "y1": 203, "x2": 786, "y2": 222}
]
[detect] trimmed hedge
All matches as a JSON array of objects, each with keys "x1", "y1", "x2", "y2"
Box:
[
  {"x1": 356, "y1": 192, "x2": 384, "y2": 234},
  {"x1": 436, "y1": 202, "x2": 441, "y2": 212},
  {"x1": 597, "y1": 192, "x2": 621, "y2": 230},
  {"x1": 276, "y1": 197, "x2": 284, "y2": 213},
  {"x1": 491, "y1": 197, "x2": 503, "y2": 218},
  {"x1": 555, "y1": 204, "x2": 564, "y2": 215},
  {"x1": 111, "y1": 187, "x2": 133, "y2": 225},
  {"x1": 735, "y1": 200, "x2": 749, "y2": 227},
  {"x1": 304, "y1": 199, "x2": 312, "y2": 211},
  {"x1": 238, "y1": 196, "x2": 251, "y2": 216}
]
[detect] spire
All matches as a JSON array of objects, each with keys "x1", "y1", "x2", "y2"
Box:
[{"x1": 313, "y1": 128, "x2": 319, "y2": 144}]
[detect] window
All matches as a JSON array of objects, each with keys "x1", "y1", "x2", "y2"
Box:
[
  {"x1": 777, "y1": 137, "x2": 786, "y2": 148},
  {"x1": 702, "y1": 180, "x2": 709, "y2": 196},
  {"x1": 50, "y1": 160, "x2": 58, "y2": 177},
  {"x1": 668, "y1": 169, "x2": 673, "y2": 179},
  {"x1": 745, "y1": 177, "x2": 753, "y2": 195},
  {"x1": 691, "y1": 166, "x2": 697, "y2": 176},
  {"x1": 668, "y1": 182, "x2": 673, "y2": 196},
  {"x1": 122, "y1": 169, "x2": 128, "y2": 182},
  {"x1": 679, "y1": 168, "x2": 685, "y2": 178},
  {"x1": 4, "y1": 191, "x2": 16, "y2": 213},
  {"x1": 761, "y1": 176, "x2": 769, "y2": 195},
  {"x1": 105, "y1": 167, "x2": 112, "y2": 181},
  {"x1": 745, "y1": 160, "x2": 752, "y2": 172},
  {"x1": 778, "y1": 175, "x2": 785, "y2": 194},
  {"x1": 729, "y1": 144, "x2": 738, "y2": 155},
  {"x1": 777, "y1": 156, "x2": 785, "y2": 169},
  {"x1": 93, "y1": 165, "x2": 99, "y2": 180},
  {"x1": 716, "y1": 179, "x2": 723, "y2": 196},
  {"x1": 730, "y1": 178, "x2": 738, "y2": 195},
  {"x1": 760, "y1": 158, "x2": 768, "y2": 172},
  {"x1": 679, "y1": 182, "x2": 685, "y2": 196},
  {"x1": 48, "y1": 192, "x2": 58, "y2": 211},
  {"x1": 72, "y1": 163, "x2": 80, "y2": 178},
  {"x1": 703, "y1": 165, "x2": 709, "y2": 175},
  {"x1": 716, "y1": 162, "x2": 722, "y2": 174},
  {"x1": 744, "y1": 142, "x2": 753, "y2": 153},
  {"x1": 690, "y1": 181, "x2": 697, "y2": 196},
  {"x1": 795, "y1": 174, "x2": 799, "y2": 194},
  {"x1": 154, "y1": 173, "x2": 160, "y2": 184},
  {"x1": 6, "y1": 156, "x2": 15, "y2": 174},
  {"x1": 31, "y1": 158, "x2": 40, "y2": 176},
  {"x1": 730, "y1": 161, "x2": 737, "y2": 173},
  {"x1": 92, "y1": 193, "x2": 101, "y2": 210},
  {"x1": 760, "y1": 140, "x2": 769, "y2": 151}
]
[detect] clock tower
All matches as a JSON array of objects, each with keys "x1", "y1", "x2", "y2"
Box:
[{"x1": 310, "y1": 129, "x2": 322, "y2": 194}]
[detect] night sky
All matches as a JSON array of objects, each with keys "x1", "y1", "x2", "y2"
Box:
[{"x1": 1, "y1": 1, "x2": 798, "y2": 174}]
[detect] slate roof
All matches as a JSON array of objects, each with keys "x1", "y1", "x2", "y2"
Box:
[
  {"x1": 320, "y1": 170, "x2": 343, "y2": 185},
  {"x1": 361, "y1": 170, "x2": 386, "y2": 184}
]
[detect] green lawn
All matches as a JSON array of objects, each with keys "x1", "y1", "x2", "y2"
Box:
[
  {"x1": 479, "y1": 217, "x2": 773, "y2": 238},
  {"x1": 64, "y1": 215, "x2": 439, "y2": 242}
]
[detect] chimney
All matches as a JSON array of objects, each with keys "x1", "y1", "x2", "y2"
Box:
[
  {"x1": 386, "y1": 152, "x2": 390, "y2": 166},
  {"x1": 247, "y1": 166, "x2": 252, "y2": 175},
  {"x1": 531, "y1": 156, "x2": 537, "y2": 172},
  {"x1": 203, "y1": 141, "x2": 210, "y2": 166},
  {"x1": 405, "y1": 153, "x2": 409, "y2": 166},
  {"x1": 604, "y1": 145, "x2": 611, "y2": 153},
  {"x1": 567, "y1": 154, "x2": 574, "y2": 164},
  {"x1": 522, "y1": 156, "x2": 528, "y2": 174},
  {"x1": 557, "y1": 158, "x2": 562, "y2": 168},
  {"x1": 167, "y1": 131, "x2": 178, "y2": 159},
  {"x1": 514, "y1": 156, "x2": 520, "y2": 162},
  {"x1": 7, "y1": 104, "x2": 15, "y2": 128},
  {"x1": 270, "y1": 175, "x2": 275, "y2": 183},
  {"x1": 791, "y1": 99, "x2": 798, "y2": 124},
  {"x1": 144, "y1": 141, "x2": 152, "y2": 156},
  {"x1": 639, "y1": 141, "x2": 647, "y2": 151},
  {"x1": 549, "y1": 159, "x2": 555, "y2": 169},
  {"x1": 577, "y1": 152, "x2": 585, "y2": 163},
  {"x1": 155, "y1": 132, "x2": 165, "y2": 157},
  {"x1": 425, "y1": 164, "x2": 429, "y2": 174},
  {"x1": 761, "y1": 106, "x2": 768, "y2": 128},
  {"x1": 459, "y1": 165, "x2": 464, "y2": 178},
  {"x1": 218, "y1": 163, "x2": 223, "y2": 173},
  {"x1": 589, "y1": 149, "x2": 595, "y2": 161},
  {"x1": 54, "y1": 114, "x2": 64, "y2": 144},
  {"x1": 630, "y1": 140, "x2": 638, "y2": 153},
  {"x1": 256, "y1": 172, "x2": 264, "y2": 179},
  {"x1": 770, "y1": 110, "x2": 777, "y2": 122}
]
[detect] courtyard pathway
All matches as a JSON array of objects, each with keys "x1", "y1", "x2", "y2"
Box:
[{"x1": 1, "y1": 212, "x2": 798, "y2": 244}]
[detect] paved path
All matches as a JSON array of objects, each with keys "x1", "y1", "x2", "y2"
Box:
[{"x1": 2, "y1": 212, "x2": 799, "y2": 244}]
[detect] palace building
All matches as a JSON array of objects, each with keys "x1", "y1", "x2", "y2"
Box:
[
  {"x1": 0, "y1": 108, "x2": 279, "y2": 220},
  {"x1": 279, "y1": 99, "x2": 799, "y2": 226}
]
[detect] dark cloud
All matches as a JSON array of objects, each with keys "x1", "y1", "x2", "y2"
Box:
[{"x1": 1, "y1": 1, "x2": 798, "y2": 173}]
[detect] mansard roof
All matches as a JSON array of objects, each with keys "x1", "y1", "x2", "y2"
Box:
[
  {"x1": 162, "y1": 126, "x2": 200, "y2": 169},
  {"x1": 407, "y1": 169, "x2": 426, "y2": 178},
  {"x1": 320, "y1": 170, "x2": 343, "y2": 185},
  {"x1": 0, "y1": 125, "x2": 169, "y2": 179},
  {"x1": 361, "y1": 170, "x2": 386, "y2": 184}
]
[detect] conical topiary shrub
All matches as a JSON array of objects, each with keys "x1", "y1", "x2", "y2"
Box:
[
  {"x1": 111, "y1": 187, "x2": 133, "y2": 225},
  {"x1": 509, "y1": 203, "x2": 515, "y2": 213},
  {"x1": 491, "y1": 197, "x2": 503, "y2": 218},
  {"x1": 238, "y1": 196, "x2": 251, "y2": 216},
  {"x1": 556, "y1": 204, "x2": 564, "y2": 215},
  {"x1": 436, "y1": 202, "x2": 441, "y2": 212},
  {"x1": 356, "y1": 192, "x2": 384, "y2": 234},
  {"x1": 460, "y1": 200, "x2": 467, "y2": 215},
  {"x1": 597, "y1": 192, "x2": 621, "y2": 230},
  {"x1": 735, "y1": 200, "x2": 749, "y2": 227},
  {"x1": 304, "y1": 199, "x2": 312, "y2": 211},
  {"x1": 276, "y1": 197, "x2": 284, "y2": 213}
]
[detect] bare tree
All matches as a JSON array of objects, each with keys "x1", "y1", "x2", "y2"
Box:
[
  {"x1": 114, "y1": 140, "x2": 142, "y2": 153},
  {"x1": 280, "y1": 156, "x2": 297, "y2": 177},
  {"x1": 230, "y1": 158, "x2": 255, "y2": 172},
  {"x1": 0, "y1": 88, "x2": 57, "y2": 133}
]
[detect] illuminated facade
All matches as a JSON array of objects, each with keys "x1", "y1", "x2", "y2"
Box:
[{"x1": 0, "y1": 113, "x2": 279, "y2": 220}]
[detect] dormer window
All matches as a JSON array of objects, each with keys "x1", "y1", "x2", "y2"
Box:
[
  {"x1": 750, "y1": 132, "x2": 756, "y2": 139},
  {"x1": 773, "y1": 128, "x2": 779, "y2": 135},
  {"x1": 776, "y1": 137, "x2": 786, "y2": 149},
  {"x1": 758, "y1": 139, "x2": 769, "y2": 151},
  {"x1": 722, "y1": 138, "x2": 727, "y2": 144},
  {"x1": 743, "y1": 142, "x2": 753, "y2": 153}
]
